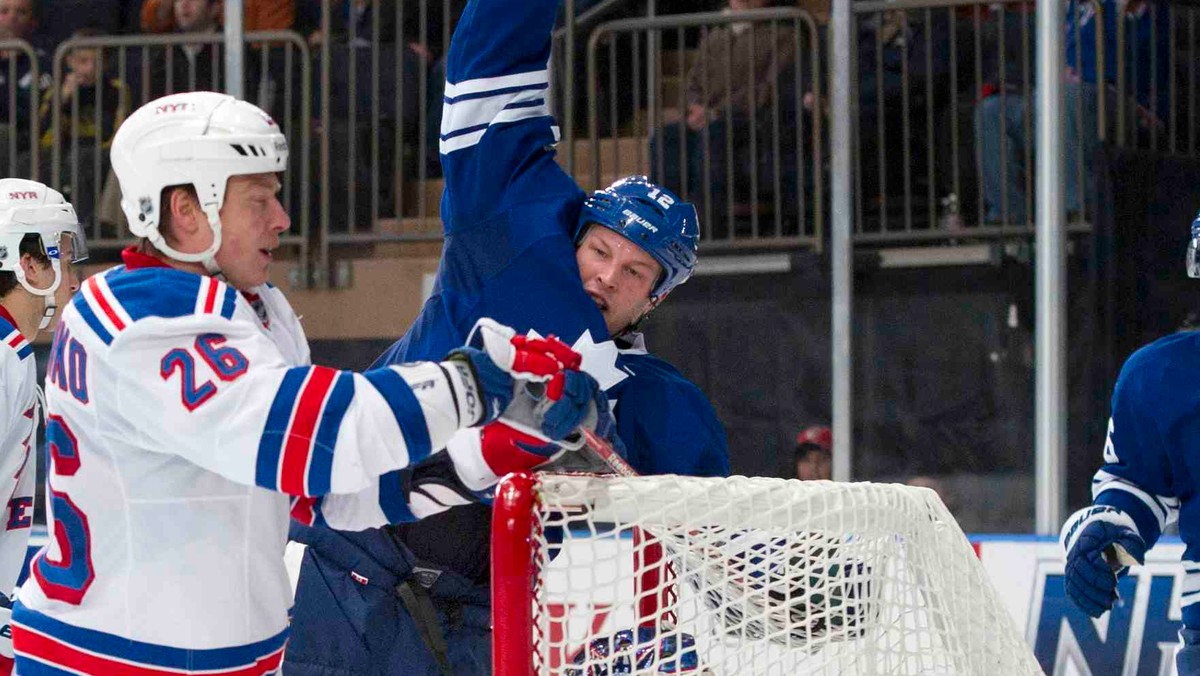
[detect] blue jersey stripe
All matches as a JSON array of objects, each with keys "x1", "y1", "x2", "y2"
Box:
[
  {"x1": 72, "y1": 297, "x2": 113, "y2": 345},
  {"x1": 10, "y1": 659, "x2": 77, "y2": 676},
  {"x1": 220, "y1": 286, "x2": 238, "y2": 319},
  {"x1": 377, "y1": 470, "x2": 415, "y2": 523},
  {"x1": 363, "y1": 368, "x2": 433, "y2": 464},
  {"x1": 308, "y1": 372, "x2": 355, "y2": 496},
  {"x1": 13, "y1": 602, "x2": 289, "y2": 669},
  {"x1": 441, "y1": 122, "x2": 490, "y2": 142},
  {"x1": 256, "y1": 368, "x2": 308, "y2": 490},
  {"x1": 443, "y1": 81, "x2": 548, "y2": 105},
  {"x1": 104, "y1": 266, "x2": 201, "y2": 322},
  {"x1": 15, "y1": 344, "x2": 32, "y2": 360},
  {"x1": 503, "y1": 97, "x2": 545, "y2": 111}
]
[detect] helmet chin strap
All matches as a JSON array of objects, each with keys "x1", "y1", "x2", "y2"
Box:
[
  {"x1": 199, "y1": 205, "x2": 224, "y2": 278},
  {"x1": 14, "y1": 257, "x2": 62, "y2": 331},
  {"x1": 619, "y1": 295, "x2": 663, "y2": 338}
]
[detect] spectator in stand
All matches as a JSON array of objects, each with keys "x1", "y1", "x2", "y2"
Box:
[
  {"x1": 0, "y1": 0, "x2": 49, "y2": 168},
  {"x1": 973, "y1": 0, "x2": 1169, "y2": 224},
  {"x1": 39, "y1": 29, "x2": 128, "y2": 150},
  {"x1": 143, "y1": 0, "x2": 261, "y2": 100},
  {"x1": 301, "y1": 0, "x2": 463, "y2": 225},
  {"x1": 33, "y1": 28, "x2": 129, "y2": 227},
  {"x1": 649, "y1": 0, "x2": 798, "y2": 226},
  {"x1": 140, "y1": 0, "x2": 293, "y2": 33},
  {"x1": 794, "y1": 425, "x2": 832, "y2": 481}
]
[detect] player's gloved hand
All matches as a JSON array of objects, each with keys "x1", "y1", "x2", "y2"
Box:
[
  {"x1": 1060, "y1": 505, "x2": 1147, "y2": 617},
  {"x1": 445, "y1": 317, "x2": 591, "y2": 429},
  {"x1": 473, "y1": 354, "x2": 604, "y2": 477}
]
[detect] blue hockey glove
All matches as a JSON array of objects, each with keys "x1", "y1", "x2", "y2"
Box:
[{"x1": 1060, "y1": 505, "x2": 1147, "y2": 617}]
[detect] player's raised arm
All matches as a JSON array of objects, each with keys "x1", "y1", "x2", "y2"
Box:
[{"x1": 438, "y1": 0, "x2": 581, "y2": 229}]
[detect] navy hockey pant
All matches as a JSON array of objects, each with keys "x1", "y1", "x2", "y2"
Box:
[{"x1": 284, "y1": 525, "x2": 491, "y2": 676}]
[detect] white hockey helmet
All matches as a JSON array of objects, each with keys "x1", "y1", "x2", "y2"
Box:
[
  {"x1": 0, "y1": 178, "x2": 88, "y2": 328},
  {"x1": 110, "y1": 91, "x2": 288, "y2": 271}
]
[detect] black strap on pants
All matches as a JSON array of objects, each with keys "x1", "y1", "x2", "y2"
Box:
[{"x1": 395, "y1": 577, "x2": 456, "y2": 676}]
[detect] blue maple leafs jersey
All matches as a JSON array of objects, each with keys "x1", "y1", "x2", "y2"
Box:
[
  {"x1": 1088, "y1": 331, "x2": 1200, "y2": 628},
  {"x1": 283, "y1": 2, "x2": 727, "y2": 673},
  {"x1": 375, "y1": 0, "x2": 729, "y2": 479}
]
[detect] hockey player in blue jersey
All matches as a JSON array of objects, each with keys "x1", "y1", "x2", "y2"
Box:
[
  {"x1": 1060, "y1": 211, "x2": 1200, "y2": 675},
  {"x1": 283, "y1": 0, "x2": 730, "y2": 673}
]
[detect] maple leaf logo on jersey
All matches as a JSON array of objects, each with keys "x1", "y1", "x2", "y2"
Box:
[{"x1": 526, "y1": 328, "x2": 628, "y2": 393}]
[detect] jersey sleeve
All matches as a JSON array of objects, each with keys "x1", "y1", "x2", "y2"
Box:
[
  {"x1": 438, "y1": 0, "x2": 582, "y2": 230},
  {"x1": 1089, "y1": 345, "x2": 1183, "y2": 547},
  {"x1": 615, "y1": 379, "x2": 731, "y2": 478},
  {"x1": 103, "y1": 311, "x2": 481, "y2": 499}
]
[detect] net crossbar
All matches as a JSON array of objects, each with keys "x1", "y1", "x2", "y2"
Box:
[{"x1": 491, "y1": 472, "x2": 1043, "y2": 676}]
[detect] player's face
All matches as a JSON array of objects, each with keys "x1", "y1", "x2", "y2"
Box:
[
  {"x1": 0, "y1": 0, "x2": 34, "y2": 40},
  {"x1": 576, "y1": 225, "x2": 661, "y2": 336},
  {"x1": 51, "y1": 234, "x2": 81, "y2": 312},
  {"x1": 214, "y1": 173, "x2": 289, "y2": 291}
]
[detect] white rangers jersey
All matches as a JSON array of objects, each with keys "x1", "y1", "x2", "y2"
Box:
[
  {"x1": 14, "y1": 249, "x2": 481, "y2": 675},
  {"x1": 0, "y1": 306, "x2": 37, "y2": 673}
]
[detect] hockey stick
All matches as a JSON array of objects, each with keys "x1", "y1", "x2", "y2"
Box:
[{"x1": 580, "y1": 429, "x2": 639, "y2": 478}]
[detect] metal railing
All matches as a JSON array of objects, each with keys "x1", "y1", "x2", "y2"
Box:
[
  {"x1": 586, "y1": 8, "x2": 824, "y2": 250},
  {"x1": 43, "y1": 30, "x2": 310, "y2": 280},
  {"x1": 0, "y1": 39, "x2": 43, "y2": 181},
  {"x1": 850, "y1": 0, "x2": 1196, "y2": 243},
  {"x1": 0, "y1": 0, "x2": 1190, "y2": 284}
]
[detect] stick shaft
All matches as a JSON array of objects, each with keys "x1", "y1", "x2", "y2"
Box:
[{"x1": 581, "y1": 429, "x2": 639, "y2": 477}]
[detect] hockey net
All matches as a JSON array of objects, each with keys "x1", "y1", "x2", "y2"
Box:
[{"x1": 491, "y1": 472, "x2": 1043, "y2": 676}]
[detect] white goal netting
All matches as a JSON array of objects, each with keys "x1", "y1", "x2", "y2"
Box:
[{"x1": 494, "y1": 473, "x2": 1042, "y2": 676}]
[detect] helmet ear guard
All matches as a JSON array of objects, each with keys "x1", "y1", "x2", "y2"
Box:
[{"x1": 576, "y1": 176, "x2": 700, "y2": 302}]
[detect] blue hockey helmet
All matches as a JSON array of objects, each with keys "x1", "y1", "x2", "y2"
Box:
[{"x1": 576, "y1": 176, "x2": 699, "y2": 301}]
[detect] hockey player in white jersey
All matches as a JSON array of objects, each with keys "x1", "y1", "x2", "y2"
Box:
[
  {"x1": 11, "y1": 91, "x2": 604, "y2": 676},
  {"x1": 0, "y1": 180, "x2": 85, "y2": 675}
]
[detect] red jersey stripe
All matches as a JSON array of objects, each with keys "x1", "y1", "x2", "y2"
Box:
[
  {"x1": 278, "y1": 367, "x2": 338, "y2": 495},
  {"x1": 14, "y1": 625, "x2": 285, "y2": 675},
  {"x1": 203, "y1": 278, "x2": 220, "y2": 314},
  {"x1": 87, "y1": 277, "x2": 127, "y2": 332}
]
